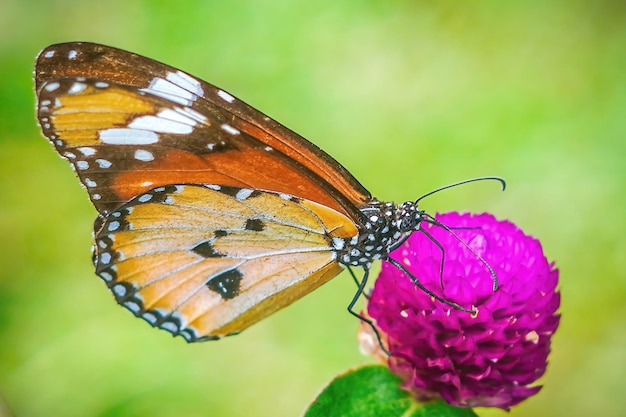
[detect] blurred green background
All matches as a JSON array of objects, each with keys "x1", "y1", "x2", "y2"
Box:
[{"x1": 1, "y1": 1, "x2": 624, "y2": 416}]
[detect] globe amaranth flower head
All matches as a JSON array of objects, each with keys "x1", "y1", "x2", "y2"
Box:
[{"x1": 362, "y1": 212, "x2": 560, "y2": 410}]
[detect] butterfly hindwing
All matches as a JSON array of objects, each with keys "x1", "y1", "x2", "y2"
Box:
[
  {"x1": 36, "y1": 42, "x2": 371, "y2": 218},
  {"x1": 93, "y1": 184, "x2": 358, "y2": 341}
]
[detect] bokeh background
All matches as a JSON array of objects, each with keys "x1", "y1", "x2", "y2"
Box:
[{"x1": 1, "y1": 1, "x2": 624, "y2": 416}]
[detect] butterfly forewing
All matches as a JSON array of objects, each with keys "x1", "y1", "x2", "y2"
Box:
[
  {"x1": 36, "y1": 42, "x2": 371, "y2": 218},
  {"x1": 94, "y1": 184, "x2": 357, "y2": 340}
]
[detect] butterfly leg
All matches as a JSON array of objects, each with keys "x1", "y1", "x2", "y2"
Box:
[
  {"x1": 346, "y1": 268, "x2": 390, "y2": 356},
  {"x1": 347, "y1": 266, "x2": 370, "y2": 299}
]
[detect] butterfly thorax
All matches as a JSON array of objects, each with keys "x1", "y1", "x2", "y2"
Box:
[{"x1": 337, "y1": 200, "x2": 425, "y2": 269}]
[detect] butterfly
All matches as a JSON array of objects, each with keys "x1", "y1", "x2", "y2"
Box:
[{"x1": 35, "y1": 42, "x2": 503, "y2": 343}]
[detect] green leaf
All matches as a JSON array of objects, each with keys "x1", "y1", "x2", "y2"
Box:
[{"x1": 304, "y1": 365, "x2": 478, "y2": 417}]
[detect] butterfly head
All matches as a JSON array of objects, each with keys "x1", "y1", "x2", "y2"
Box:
[{"x1": 395, "y1": 201, "x2": 427, "y2": 234}]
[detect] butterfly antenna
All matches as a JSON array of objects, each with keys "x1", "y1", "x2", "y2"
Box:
[
  {"x1": 415, "y1": 176, "x2": 506, "y2": 204},
  {"x1": 424, "y1": 215, "x2": 499, "y2": 291}
]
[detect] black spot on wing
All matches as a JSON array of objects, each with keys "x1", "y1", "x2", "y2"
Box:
[
  {"x1": 206, "y1": 269, "x2": 242, "y2": 299},
  {"x1": 192, "y1": 241, "x2": 225, "y2": 258},
  {"x1": 146, "y1": 184, "x2": 181, "y2": 204},
  {"x1": 215, "y1": 230, "x2": 228, "y2": 238},
  {"x1": 218, "y1": 185, "x2": 241, "y2": 197},
  {"x1": 245, "y1": 218, "x2": 265, "y2": 231}
]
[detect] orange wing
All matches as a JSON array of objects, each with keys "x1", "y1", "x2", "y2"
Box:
[
  {"x1": 36, "y1": 42, "x2": 371, "y2": 219},
  {"x1": 94, "y1": 184, "x2": 358, "y2": 341}
]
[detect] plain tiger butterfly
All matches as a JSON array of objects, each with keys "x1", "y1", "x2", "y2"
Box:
[{"x1": 35, "y1": 42, "x2": 503, "y2": 343}]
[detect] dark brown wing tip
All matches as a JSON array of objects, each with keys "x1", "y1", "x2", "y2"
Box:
[{"x1": 35, "y1": 42, "x2": 109, "y2": 90}]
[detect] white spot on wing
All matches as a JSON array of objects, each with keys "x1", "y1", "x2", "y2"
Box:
[
  {"x1": 124, "y1": 301, "x2": 141, "y2": 313},
  {"x1": 217, "y1": 90, "x2": 235, "y2": 103},
  {"x1": 44, "y1": 82, "x2": 60, "y2": 92},
  {"x1": 138, "y1": 194, "x2": 153, "y2": 203},
  {"x1": 68, "y1": 82, "x2": 87, "y2": 94},
  {"x1": 160, "y1": 108, "x2": 199, "y2": 125},
  {"x1": 85, "y1": 178, "x2": 97, "y2": 188},
  {"x1": 129, "y1": 114, "x2": 194, "y2": 134},
  {"x1": 134, "y1": 149, "x2": 154, "y2": 162},
  {"x1": 68, "y1": 50, "x2": 78, "y2": 59},
  {"x1": 141, "y1": 78, "x2": 195, "y2": 106},
  {"x1": 99, "y1": 128, "x2": 159, "y2": 145},
  {"x1": 44, "y1": 50, "x2": 55, "y2": 58},
  {"x1": 101, "y1": 252, "x2": 112, "y2": 265},
  {"x1": 141, "y1": 312, "x2": 157, "y2": 324},
  {"x1": 96, "y1": 159, "x2": 112, "y2": 168},
  {"x1": 99, "y1": 271, "x2": 113, "y2": 282},
  {"x1": 180, "y1": 106, "x2": 208, "y2": 123},
  {"x1": 95, "y1": 82, "x2": 109, "y2": 88},
  {"x1": 167, "y1": 71, "x2": 204, "y2": 96},
  {"x1": 141, "y1": 181, "x2": 153, "y2": 187},
  {"x1": 235, "y1": 188, "x2": 253, "y2": 200},
  {"x1": 76, "y1": 161, "x2": 89, "y2": 170},
  {"x1": 77, "y1": 147, "x2": 96, "y2": 156},
  {"x1": 221, "y1": 124, "x2": 240, "y2": 135},
  {"x1": 160, "y1": 321, "x2": 179, "y2": 334}
]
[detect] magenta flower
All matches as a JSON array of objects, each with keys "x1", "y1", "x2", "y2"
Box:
[{"x1": 363, "y1": 212, "x2": 560, "y2": 410}]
